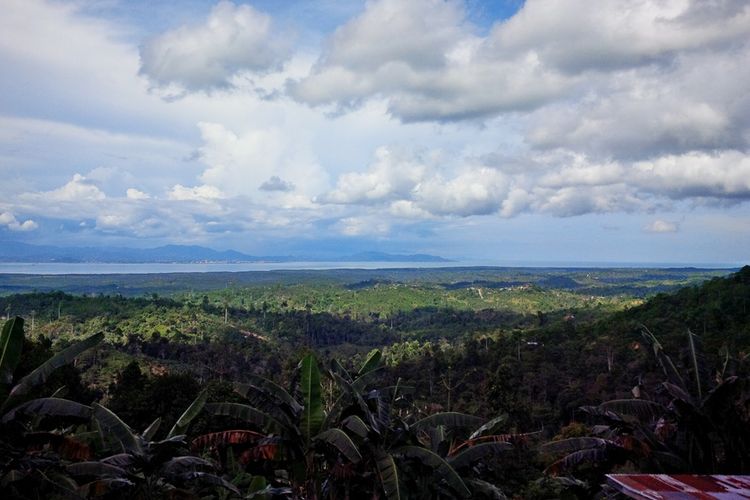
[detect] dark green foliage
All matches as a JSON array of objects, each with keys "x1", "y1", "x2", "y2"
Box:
[{"x1": 0, "y1": 266, "x2": 747, "y2": 498}]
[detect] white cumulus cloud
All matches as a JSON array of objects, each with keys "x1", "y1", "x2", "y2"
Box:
[
  {"x1": 0, "y1": 212, "x2": 38, "y2": 231},
  {"x1": 139, "y1": 1, "x2": 289, "y2": 90}
]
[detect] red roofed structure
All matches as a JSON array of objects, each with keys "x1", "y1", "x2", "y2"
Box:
[{"x1": 606, "y1": 474, "x2": 750, "y2": 499}]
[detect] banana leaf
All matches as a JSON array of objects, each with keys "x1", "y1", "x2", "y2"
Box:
[
  {"x1": 204, "y1": 402, "x2": 286, "y2": 435},
  {"x1": 394, "y1": 445, "x2": 470, "y2": 498},
  {"x1": 234, "y1": 383, "x2": 297, "y2": 428},
  {"x1": 357, "y1": 349, "x2": 382, "y2": 377},
  {"x1": 168, "y1": 389, "x2": 208, "y2": 438},
  {"x1": 412, "y1": 412, "x2": 484, "y2": 432},
  {"x1": 10, "y1": 332, "x2": 104, "y2": 398},
  {"x1": 92, "y1": 403, "x2": 142, "y2": 456},
  {"x1": 375, "y1": 448, "x2": 400, "y2": 500},
  {"x1": 598, "y1": 399, "x2": 666, "y2": 423},
  {"x1": 2, "y1": 397, "x2": 91, "y2": 423},
  {"x1": 341, "y1": 414, "x2": 370, "y2": 438},
  {"x1": 66, "y1": 461, "x2": 127, "y2": 479},
  {"x1": 542, "y1": 437, "x2": 618, "y2": 454},
  {"x1": 142, "y1": 417, "x2": 161, "y2": 441},
  {"x1": 299, "y1": 353, "x2": 323, "y2": 447},
  {"x1": 448, "y1": 442, "x2": 513, "y2": 470},
  {"x1": 162, "y1": 456, "x2": 215, "y2": 474},
  {"x1": 315, "y1": 428, "x2": 362, "y2": 463},
  {"x1": 465, "y1": 478, "x2": 508, "y2": 499},
  {"x1": 238, "y1": 373, "x2": 303, "y2": 415},
  {"x1": 469, "y1": 414, "x2": 508, "y2": 440},
  {"x1": 0, "y1": 317, "x2": 24, "y2": 386}
]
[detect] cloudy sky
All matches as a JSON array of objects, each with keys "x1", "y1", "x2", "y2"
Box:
[{"x1": 1, "y1": 0, "x2": 749, "y2": 264}]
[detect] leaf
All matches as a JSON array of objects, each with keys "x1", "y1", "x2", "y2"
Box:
[
  {"x1": 234, "y1": 383, "x2": 297, "y2": 428},
  {"x1": 545, "y1": 447, "x2": 617, "y2": 475},
  {"x1": 412, "y1": 412, "x2": 484, "y2": 432},
  {"x1": 299, "y1": 353, "x2": 323, "y2": 447},
  {"x1": 49, "y1": 386, "x2": 68, "y2": 399},
  {"x1": 465, "y1": 478, "x2": 508, "y2": 500},
  {"x1": 641, "y1": 326, "x2": 685, "y2": 390},
  {"x1": 451, "y1": 432, "x2": 541, "y2": 455},
  {"x1": 178, "y1": 471, "x2": 241, "y2": 495},
  {"x1": 100, "y1": 454, "x2": 135, "y2": 468},
  {"x1": 204, "y1": 402, "x2": 285, "y2": 434},
  {"x1": 599, "y1": 399, "x2": 667, "y2": 423},
  {"x1": 315, "y1": 428, "x2": 362, "y2": 463},
  {"x1": 375, "y1": 449, "x2": 400, "y2": 500},
  {"x1": 341, "y1": 415, "x2": 370, "y2": 438},
  {"x1": 428, "y1": 425, "x2": 446, "y2": 454},
  {"x1": 448, "y1": 442, "x2": 513, "y2": 470},
  {"x1": 352, "y1": 366, "x2": 386, "y2": 393},
  {"x1": 9, "y1": 332, "x2": 104, "y2": 398},
  {"x1": 168, "y1": 389, "x2": 208, "y2": 438},
  {"x1": 161, "y1": 456, "x2": 215, "y2": 474},
  {"x1": 78, "y1": 478, "x2": 134, "y2": 496},
  {"x1": 142, "y1": 417, "x2": 161, "y2": 441},
  {"x1": 2, "y1": 397, "x2": 91, "y2": 423},
  {"x1": 66, "y1": 461, "x2": 127, "y2": 479},
  {"x1": 662, "y1": 381, "x2": 696, "y2": 408},
  {"x1": 469, "y1": 414, "x2": 508, "y2": 440},
  {"x1": 686, "y1": 329, "x2": 703, "y2": 400},
  {"x1": 329, "y1": 358, "x2": 352, "y2": 383},
  {"x1": 0, "y1": 317, "x2": 24, "y2": 386},
  {"x1": 542, "y1": 437, "x2": 618, "y2": 454},
  {"x1": 327, "y1": 373, "x2": 375, "y2": 432},
  {"x1": 394, "y1": 446, "x2": 471, "y2": 498},
  {"x1": 238, "y1": 373, "x2": 302, "y2": 415},
  {"x1": 92, "y1": 403, "x2": 142, "y2": 455},
  {"x1": 357, "y1": 349, "x2": 382, "y2": 377}
]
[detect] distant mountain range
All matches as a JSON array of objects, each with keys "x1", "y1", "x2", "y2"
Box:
[{"x1": 0, "y1": 242, "x2": 450, "y2": 263}]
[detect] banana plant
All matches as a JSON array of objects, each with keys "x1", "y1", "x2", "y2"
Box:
[
  {"x1": 198, "y1": 353, "x2": 347, "y2": 497},
  {"x1": 322, "y1": 356, "x2": 511, "y2": 499},
  {"x1": 543, "y1": 327, "x2": 750, "y2": 480},
  {"x1": 0, "y1": 317, "x2": 104, "y2": 496},
  {"x1": 62, "y1": 390, "x2": 240, "y2": 498}
]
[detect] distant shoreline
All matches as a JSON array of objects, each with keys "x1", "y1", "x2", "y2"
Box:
[{"x1": 0, "y1": 261, "x2": 740, "y2": 275}]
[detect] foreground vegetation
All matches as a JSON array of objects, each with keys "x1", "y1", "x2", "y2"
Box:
[{"x1": 0, "y1": 266, "x2": 748, "y2": 498}]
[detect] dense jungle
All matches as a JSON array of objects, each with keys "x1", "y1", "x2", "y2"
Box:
[{"x1": 1, "y1": 266, "x2": 748, "y2": 499}]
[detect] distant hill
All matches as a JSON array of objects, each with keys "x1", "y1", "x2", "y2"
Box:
[
  {"x1": 0, "y1": 241, "x2": 449, "y2": 264},
  {"x1": 575, "y1": 265, "x2": 750, "y2": 359}
]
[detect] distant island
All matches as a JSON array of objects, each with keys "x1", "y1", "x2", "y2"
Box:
[{"x1": 0, "y1": 241, "x2": 451, "y2": 264}]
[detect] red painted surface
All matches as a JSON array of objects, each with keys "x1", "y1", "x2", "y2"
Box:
[{"x1": 606, "y1": 474, "x2": 750, "y2": 499}]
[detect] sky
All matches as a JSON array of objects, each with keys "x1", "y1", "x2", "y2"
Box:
[{"x1": 0, "y1": 0, "x2": 749, "y2": 265}]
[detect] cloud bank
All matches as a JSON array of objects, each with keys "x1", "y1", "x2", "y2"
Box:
[{"x1": 1, "y1": 0, "x2": 749, "y2": 262}]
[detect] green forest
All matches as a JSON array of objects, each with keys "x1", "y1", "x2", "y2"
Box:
[{"x1": 1, "y1": 266, "x2": 748, "y2": 499}]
